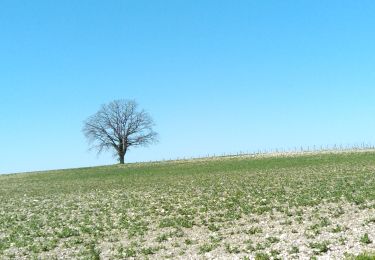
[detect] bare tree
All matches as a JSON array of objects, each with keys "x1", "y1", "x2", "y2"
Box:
[{"x1": 83, "y1": 100, "x2": 158, "y2": 164}]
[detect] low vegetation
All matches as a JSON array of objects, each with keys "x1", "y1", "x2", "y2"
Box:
[{"x1": 1, "y1": 151, "x2": 375, "y2": 258}]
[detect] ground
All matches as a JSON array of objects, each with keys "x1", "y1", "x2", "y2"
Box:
[{"x1": 1, "y1": 151, "x2": 375, "y2": 259}]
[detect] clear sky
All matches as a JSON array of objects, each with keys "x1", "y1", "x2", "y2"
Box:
[{"x1": 1, "y1": 0, "x2": 375, "y2": 174}]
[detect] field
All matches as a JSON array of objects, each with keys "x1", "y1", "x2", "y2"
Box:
[{"x1": 1, "y1": 151, "x2": 375, "y2": 259}]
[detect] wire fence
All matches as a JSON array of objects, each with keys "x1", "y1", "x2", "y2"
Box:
[{"x1": 140, "y1": 142, "x2": 375, "y2": 164}]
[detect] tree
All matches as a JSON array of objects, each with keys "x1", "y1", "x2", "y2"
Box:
[{"x1": 83, "y1": 99, "x2": 158, "y2": 164}]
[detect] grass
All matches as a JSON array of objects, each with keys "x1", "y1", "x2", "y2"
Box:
[
  {"x1": 360, "y1": 233, "x2": 372, "y2": 245},
  {"x1": 346, "y1": 252, "x2": 375, "y2": 259},
  {"x1": 1, "y1": 151, "x2": 375, "y2": 258},
  {"x1": 309, "y1": 240, "x2": 330, "y2": 254}
]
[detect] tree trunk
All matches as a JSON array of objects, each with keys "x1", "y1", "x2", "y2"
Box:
[
  {"x1": 119, "y1": 153, "x2": 125, "y2": 164},
  {"x1": 118, "y1": 144, "x2": 127, "y2": 164}
]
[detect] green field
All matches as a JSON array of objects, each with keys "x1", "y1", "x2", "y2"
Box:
[{"x1": 1, "y1": 151, "x2": 375, "y2": 259}]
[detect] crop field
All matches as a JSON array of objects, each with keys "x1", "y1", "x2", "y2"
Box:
[{"x1": 1, "y1": 151, "x2": 375, "y2": 259}]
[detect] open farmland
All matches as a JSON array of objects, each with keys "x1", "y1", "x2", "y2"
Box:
[{"x1": 1, "y1": 152, "x2": 375, "y2": 259}]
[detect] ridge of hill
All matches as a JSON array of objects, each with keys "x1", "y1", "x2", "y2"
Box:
[{"x1": 1, "y1": 151, "x2": 375, "y2": 259}]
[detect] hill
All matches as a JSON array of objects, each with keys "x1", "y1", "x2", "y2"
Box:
[{"x1": 1, "y1": 151, "x2": 375, "y2": 259}]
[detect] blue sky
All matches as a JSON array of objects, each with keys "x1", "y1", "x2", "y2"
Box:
[{"x1": 1, "y1": 0, "x2": 375, "y2": 173}]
